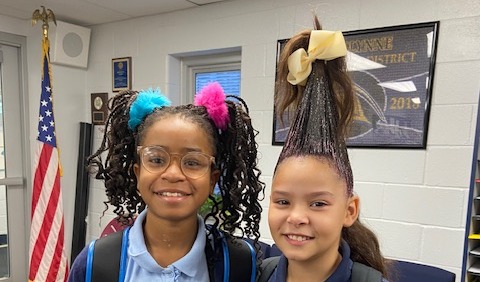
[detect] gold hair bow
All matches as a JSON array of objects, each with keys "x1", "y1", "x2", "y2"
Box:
[{"x1": 287, "y1": 30, "x2": 347, "y2": 86}]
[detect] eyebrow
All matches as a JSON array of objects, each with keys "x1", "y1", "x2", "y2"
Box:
[
  {"x1": 183, "y1": 147, "x2": 203, "y2": 153},
  {"x1": 308, "y1": 191, "x2": 335, "y2": 198},
  {"x1": 146, "y1": 145, "x2": 204, "y2": 153},
  {"x1": 271, "y1": 190, "x2": 334, "y2": 197}
]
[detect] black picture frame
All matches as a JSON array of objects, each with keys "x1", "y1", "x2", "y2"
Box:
[
  {"x1": 272, "y1": 21, "x2": 439, "y2": 149},
  {"x1": 112, "y1": 57, "x2": 132, "y2": 92}
]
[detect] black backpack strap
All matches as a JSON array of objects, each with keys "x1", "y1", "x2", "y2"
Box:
[
  {"x1": 257, "y1": 256, "x2": 280, "y2": 282},
  {"x1": 223, "y1": 235, "x2": 256, "y2": 282},
  {"x1": 352, "y1": 262, "x2": 382, "y2": 282},
  {"x1": 86, "y1": 227, "x2": 130, "y2": 282}
]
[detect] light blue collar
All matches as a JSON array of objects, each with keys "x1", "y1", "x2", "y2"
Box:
[{"x1": 128, "y1": 208, "x2": 207, "y2": 277}]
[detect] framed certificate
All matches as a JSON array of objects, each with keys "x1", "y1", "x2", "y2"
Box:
[{"x1": 112, "y1": 57, "x2": 132, "y2": 92}]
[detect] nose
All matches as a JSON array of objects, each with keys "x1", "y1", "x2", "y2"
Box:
[
  {"x1": 286, "y1": 206, "x2": 309, "y2": 226},
  {"x1": 161, "y1": 157, "x2": 185, "y2": 181}
]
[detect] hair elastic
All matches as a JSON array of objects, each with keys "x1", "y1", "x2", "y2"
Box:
[
  {"x1": 194, "y1": 82, "x2": 230, "y2": 130},
  {"x1": 128, "y1": 88, "x2": 171, "y2": 130}
]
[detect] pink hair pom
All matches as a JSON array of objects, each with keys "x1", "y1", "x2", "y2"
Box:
[{"x1": 194, "y1": 82, "x2": 230, "y2": 130}]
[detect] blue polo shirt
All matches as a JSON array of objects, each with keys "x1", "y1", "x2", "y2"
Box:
[
  {"x1": 124, "y1": 209, "x2": 209, "y2": 281},
  {"x1": 267, "y1": 240, "x2": 386, "y2": 282},
  {"x1": 68, "y1": 209, "x2": 210, "y2": 282}
]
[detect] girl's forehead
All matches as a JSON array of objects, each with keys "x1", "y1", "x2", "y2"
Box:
[
  {"x1": 272, "y1": 156, "x2": 346, "y2": 192},
  {"x1": 142, "y1": 117, "x2": 213, "y2": 151},
  {"x1": 276, "y1": 156, "x2": 336, "y2": 174}
]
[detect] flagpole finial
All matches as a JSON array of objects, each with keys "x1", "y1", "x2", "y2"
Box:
[{"x1": 32, "y1": 6, "x2": 57, "y2": 39}]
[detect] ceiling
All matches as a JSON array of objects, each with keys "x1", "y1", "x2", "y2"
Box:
[{"x1": 0, "y1": 0, "x2": 232, "y2": 26}]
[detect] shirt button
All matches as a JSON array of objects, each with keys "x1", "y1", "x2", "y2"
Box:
[{"x1": 164, "y1": 269, "x2": 174, "y2": 277}]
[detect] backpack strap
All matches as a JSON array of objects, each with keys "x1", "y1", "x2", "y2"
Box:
[
  {"x1": 257, "y1": 256, "x2": 280, "y2": 282},
  {"x1": 352, "y1": 262, "x2": 382, "y2": 282},
  {"x1": 221, "y1": 233, "x2": 256, "y2": 282},
  {"x1": 86, "y1": 227, "x2": 130, "y2": 282}
]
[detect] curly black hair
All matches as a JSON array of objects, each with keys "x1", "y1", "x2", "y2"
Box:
[{"x1": 87, "y1": 89, "x2": 265, "y2": 270}]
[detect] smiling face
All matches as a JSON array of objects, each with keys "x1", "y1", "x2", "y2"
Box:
[
  {"x1": 134, "y1": 115, "x2": 218, "y2": 223},
  {"x1": 268, "y1": 156, "x2": 358, "y2": 266}
]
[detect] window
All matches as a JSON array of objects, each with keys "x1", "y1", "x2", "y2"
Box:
[
  {"x1": 195, "y1": 69, "x2": 240, "y2": 97},
  {"x1": 180, "y1": 49, "x2": 241, "y2": 104}
]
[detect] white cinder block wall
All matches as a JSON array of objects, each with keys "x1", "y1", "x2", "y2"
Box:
[
  {"x1": 0, "y1": 0, "x2": 476, "y2": 281},
  {"x1": 81, "y1": 0, "x2": 480, "y2": 281},
  {"x1": 80, "y1": 1, "x2": 480, "y2": 281}
]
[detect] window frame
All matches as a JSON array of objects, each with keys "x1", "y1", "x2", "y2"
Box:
[{"x1": 181, "y1": 51, "x2": 241, "y2": 104}]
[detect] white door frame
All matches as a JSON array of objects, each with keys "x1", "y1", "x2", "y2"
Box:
[{"x1": 0, "y1": 31, "x2": 31, "y2": 282}]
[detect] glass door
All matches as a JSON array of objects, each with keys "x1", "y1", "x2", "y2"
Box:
[{"x1": 0, "y1": 32, "x2": 29, "y2": 281}]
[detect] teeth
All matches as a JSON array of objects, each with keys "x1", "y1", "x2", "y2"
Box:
[
  {"x1": 287, "y1": 234, "x2": 310, "y2": 242},
  {"x1": 158, "y1": 192, "x2": 186, "y2": 197}
]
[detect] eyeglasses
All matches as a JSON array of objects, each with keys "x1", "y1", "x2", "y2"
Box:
[{"x1": 137, "y1": 145, "x2": 215, "y2": 179}]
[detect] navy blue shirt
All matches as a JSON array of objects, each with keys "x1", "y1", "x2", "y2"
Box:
[{"x1": 268, "y1": 240, "x2": 387, "y2": 282}]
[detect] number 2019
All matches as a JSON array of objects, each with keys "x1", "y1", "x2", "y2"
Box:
[{"x1": 389, "y1": 97, "x2": 420, "y2": 110}]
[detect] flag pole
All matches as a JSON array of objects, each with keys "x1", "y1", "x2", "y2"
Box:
[
  {"x1": 31, "y1": 6, "x2": 63, "y2": 176},
  {"x1": 31, "y1": 6, "x2": 57, "y2": 39},
  {"x1": 29, "y1": 6, "x2": 69, "y2": 282}
]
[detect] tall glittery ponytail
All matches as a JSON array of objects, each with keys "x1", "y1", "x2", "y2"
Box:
[
  {"x1": 275, "y1": 19, "x2": 355, "y2": 195},
  {"x1": 274, "y1": 16, "x2": 392, "y2": 278}
]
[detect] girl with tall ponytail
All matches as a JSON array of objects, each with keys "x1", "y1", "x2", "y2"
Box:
[{"x1": 263, "y1": 16, "x2": 392, "y2": 282}]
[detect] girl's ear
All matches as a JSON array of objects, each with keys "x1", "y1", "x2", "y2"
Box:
[
  {"x1": 133, "y1": 163, "x2": 142, "y2": 197},
  {"x1": 133, "y1": 163, "x2": 140, "y2": 179},
  {"x1": 210, "y1": 169, "x2": 220, "y2": 193},
  {"x1": 343, "y1": 195, "x2": 360, "y2": 227}
]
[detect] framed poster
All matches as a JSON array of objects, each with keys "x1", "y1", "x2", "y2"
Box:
[
  {"x1": 112, "y1": 57, "x2": 132, "y2": 92},
  {"x1": 272, "y1": 21, "x2": 439, "y2": 149}
]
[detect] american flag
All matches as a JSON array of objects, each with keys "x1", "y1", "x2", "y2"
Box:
[{"x1": 28, "y1": 39, "x2": 69, "y2": 282}]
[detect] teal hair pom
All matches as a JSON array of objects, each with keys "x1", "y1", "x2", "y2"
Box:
[{"x1": 128, "y1": 88, "x2": 171, "y2": 130}]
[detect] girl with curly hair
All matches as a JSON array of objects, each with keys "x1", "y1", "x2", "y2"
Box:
[{"x1": 68, "y1": 82, "x2": 264, "y2": 282}]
